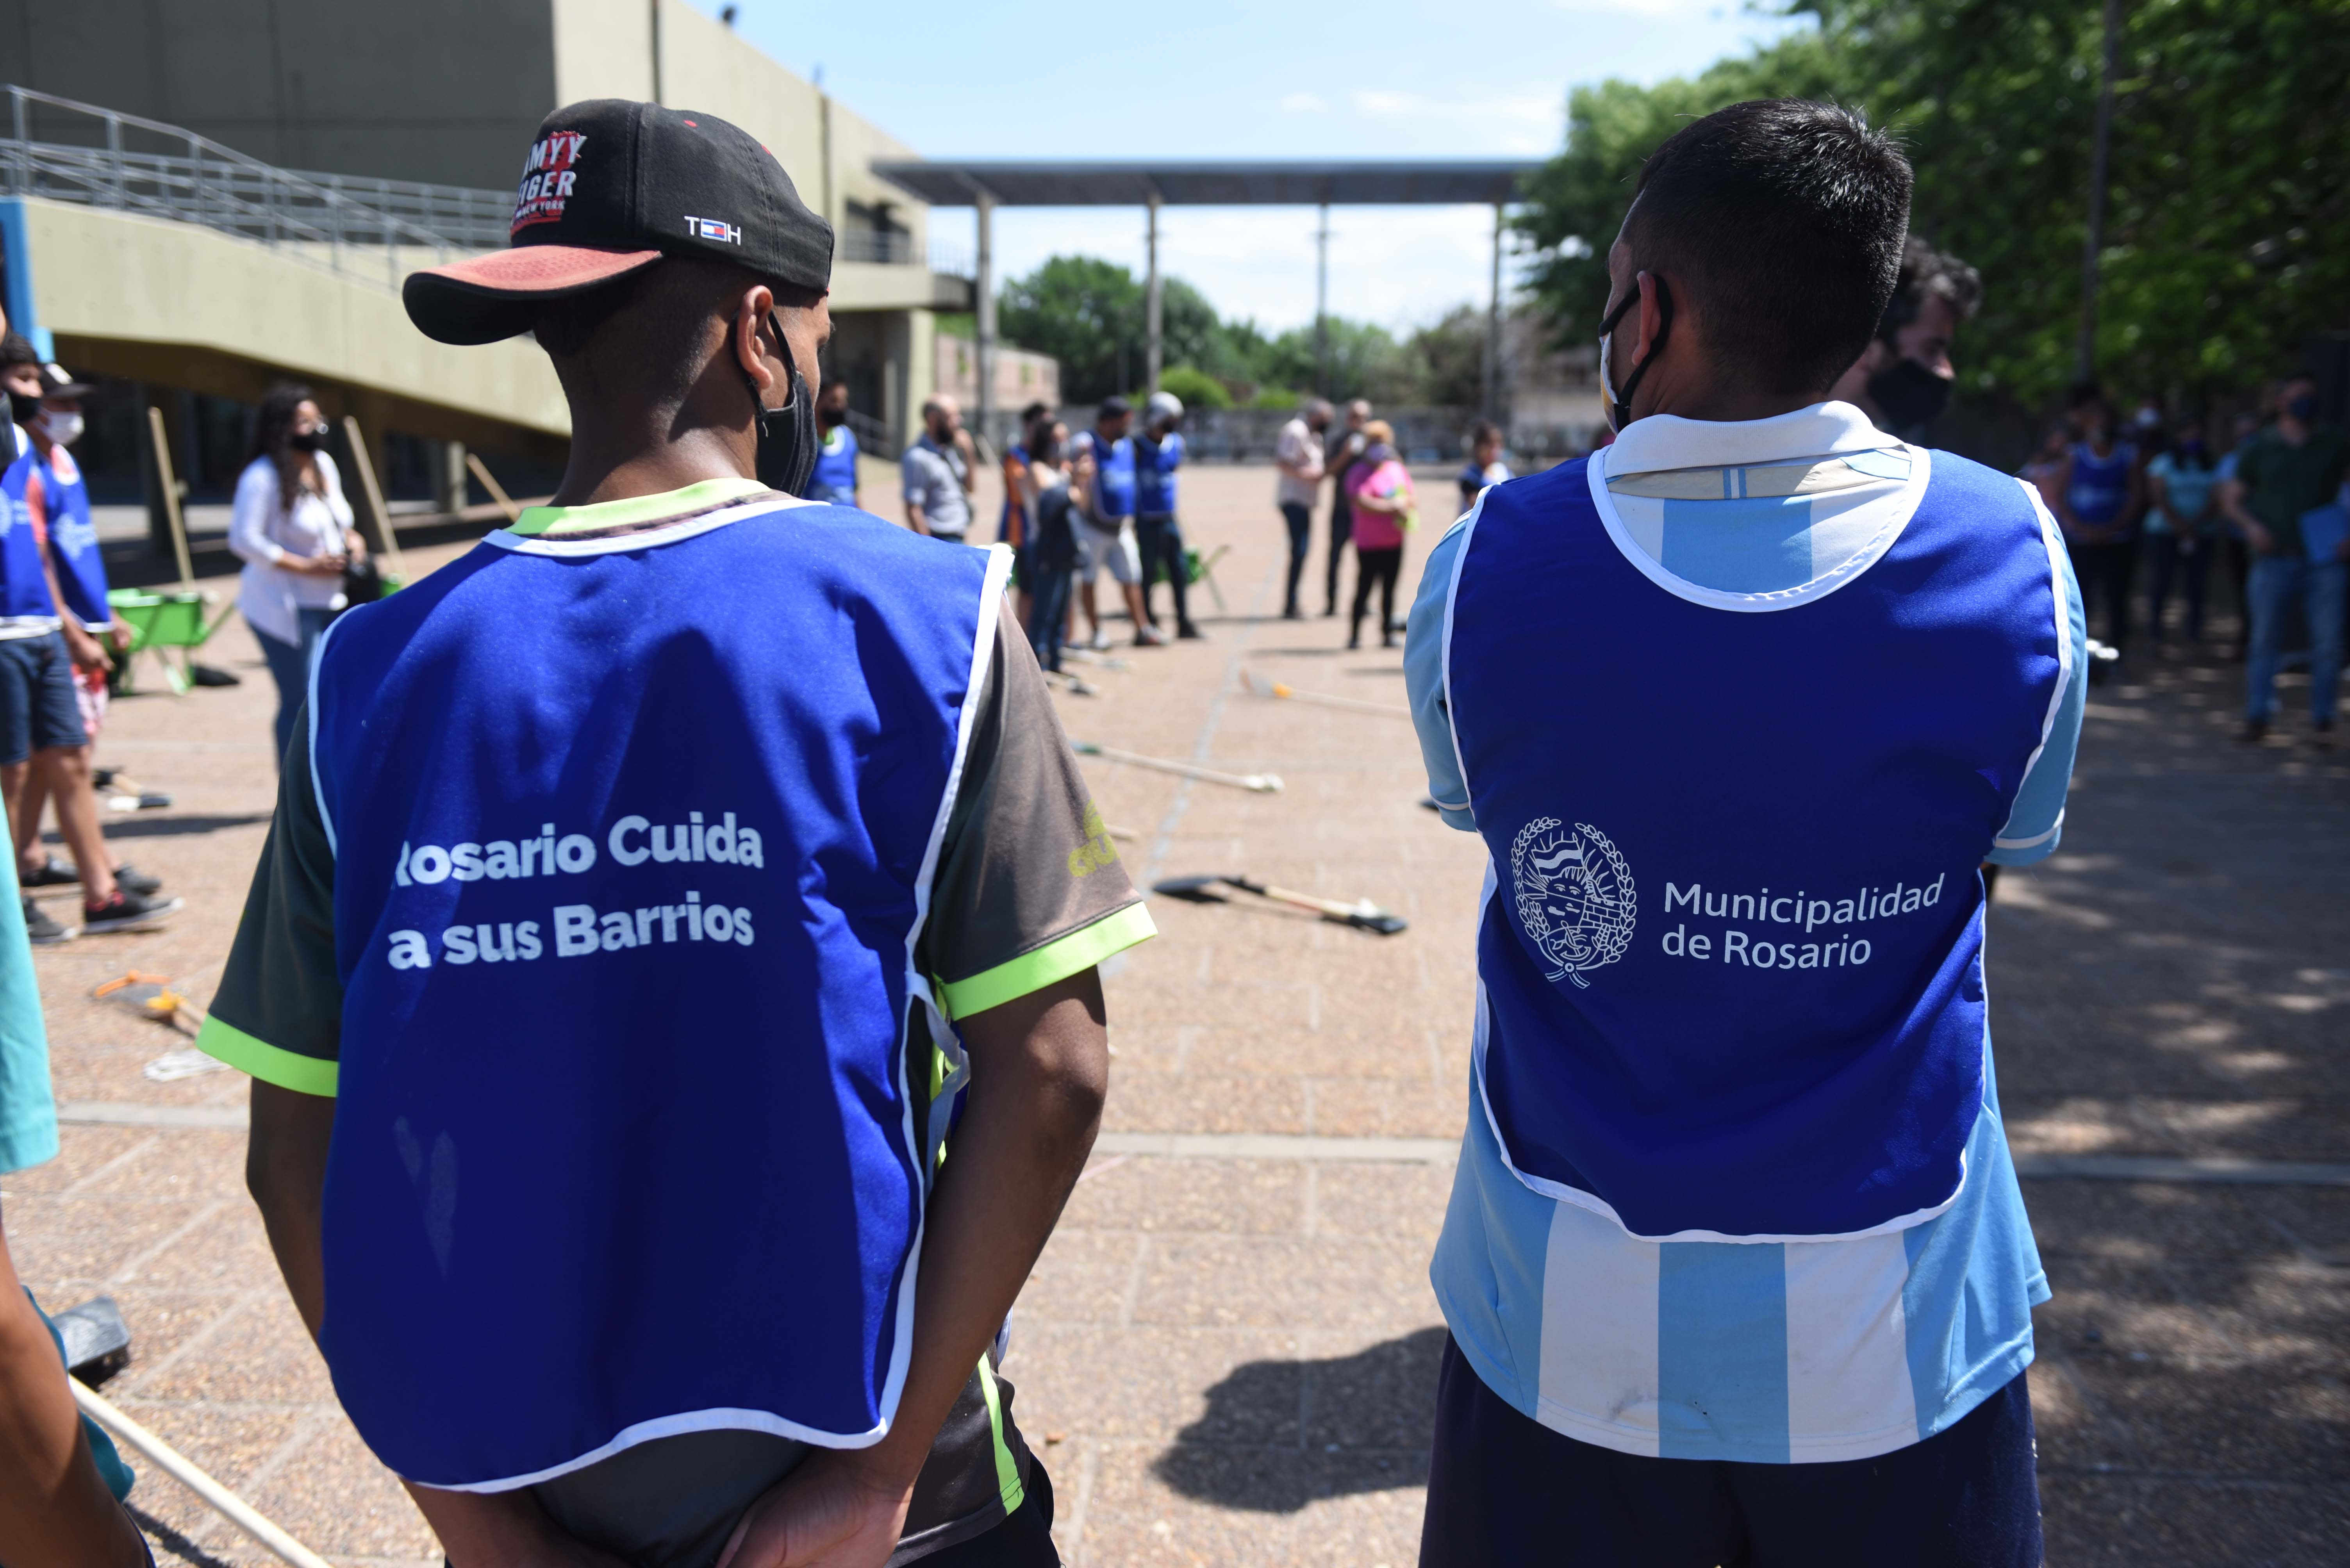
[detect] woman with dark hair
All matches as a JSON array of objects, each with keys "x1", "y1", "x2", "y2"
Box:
[{"x1": 229, "y1": 383, "x2": 366, "y2": 763}]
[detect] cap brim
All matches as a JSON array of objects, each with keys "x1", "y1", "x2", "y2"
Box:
[{"x1": 402, "y1": 246, "x2": 663, "y2": 346}]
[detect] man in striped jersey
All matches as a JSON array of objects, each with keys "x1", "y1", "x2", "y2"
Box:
[{"x1": 1405, "y1": 100, "x2": 2084, "y2": 1566}]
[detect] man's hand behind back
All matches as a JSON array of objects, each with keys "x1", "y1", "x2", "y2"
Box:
[{"x1": 714, "y1": 1449, "x2": 913, "y2": 1568}]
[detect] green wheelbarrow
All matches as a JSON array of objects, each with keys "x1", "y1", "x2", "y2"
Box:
[
  {"x1": 1148, "y1": 543, "x2": 1232, "y2": 614},
  {"x1": 106, "y1": 579, "x2": 405, "y2": 695}
]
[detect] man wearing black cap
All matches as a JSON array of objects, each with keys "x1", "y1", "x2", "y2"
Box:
[{"x1": 209, "y1": 100, "x2": 1152, "y2": 1568}]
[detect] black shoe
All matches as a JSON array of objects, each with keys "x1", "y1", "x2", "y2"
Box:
[
  {"x1": 22, "y1": 899, "x2": 70, "y2": 944},
  {"x1": 1281, "y1": 606, "x2": 1304, "y2": 621},
  {"x1": 1322, "y1": 605, "x2": 1338, "y2": 618},
  {"x1": 2313, "y1": 719, "x2": 2337, "y2": 751},
  {"x1": 114, "y1": 864, "x2": 163, "y2": 896},
  {"x1": 1381, "y1": 633, "x2": 1399, "y2": 649},
  {"x1": 19, "y1": 856, "x2": 76, "y2": 887},
  {"x1": 2236, "y1": 719, "x2": 2268, "y2": 745},
  {"x1": 81, "y1": 890, "x2": 182, "y2": 934},
  {"x1": 1176, "y1": 622, "x2": 1206, "y2": 641}
]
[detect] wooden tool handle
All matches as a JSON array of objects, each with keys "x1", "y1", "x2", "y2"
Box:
[{"x1": 72, "y1": 1378, "x2": 337, "y2": 1568}]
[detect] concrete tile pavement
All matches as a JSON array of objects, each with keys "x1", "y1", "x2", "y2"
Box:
[{"x1": 2, "y1": 464, "x2": 2341, "y2": 1566}]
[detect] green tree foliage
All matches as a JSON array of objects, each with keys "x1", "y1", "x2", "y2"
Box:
[
  {"x1": 1514, "y1": 0, "x2": 2350, "y2": 408},
  {"x1": 997, "y1": 254, "x2": 1490, "y2": 407},
  {"x1": 1156, "y1": 365, "x2": 1234, "y2": 410}
]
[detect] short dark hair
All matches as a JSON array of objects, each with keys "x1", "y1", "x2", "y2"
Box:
[
  {"x1": 1099, "y1": 395, "x2": 1131, "y2": 419},
  {"x1": 1627, "y1": 99, "x2": 1911, "y2": 397},
  {"x1": 1876, "y1": 238, "x2": 1981, "y2": 345},
  {"x1": 0, "y1": 331, "x2": 37, "y2": 369},
  {"x1": 1470, "y1": 419, "x2": 1502, "y2": 446},
  {"x1": 532, "y1": 257, "x2": 823, "y2": 407}
]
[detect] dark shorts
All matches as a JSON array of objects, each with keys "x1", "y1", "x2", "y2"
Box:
[
  {"x1": 0, "y1": 631, "x2": 88, "y2": 765},
  {"x1": 1420, "y1": 1334, "x2": 2042, "y2": 1568}
]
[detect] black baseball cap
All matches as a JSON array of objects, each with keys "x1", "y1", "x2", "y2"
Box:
[{"x1": 404, "y1": 100, "x2": 834, "y2": 346}]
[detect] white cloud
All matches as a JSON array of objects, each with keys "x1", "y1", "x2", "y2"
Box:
[
  {"x1": 1351, "y1": 89, "x2": 1420, "y2": 117},
  {"x1": 1278, "y1": 92, "x2": 1326, "y2": 113}
]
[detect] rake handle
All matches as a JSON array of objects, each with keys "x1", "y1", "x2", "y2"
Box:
[{"x1": 72, "y1": 1378, "x2": 336, "y2": 1568}]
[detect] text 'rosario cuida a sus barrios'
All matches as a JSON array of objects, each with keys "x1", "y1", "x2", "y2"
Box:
[{"x1": 381, "y1": 811, "x2": 765, "y2": 971}]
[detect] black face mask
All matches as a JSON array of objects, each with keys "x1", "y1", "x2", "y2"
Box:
[
  {"x1": 1599, "y1": 277, "x2": 1673, "y2": 431},
  {"x1": 288, "y1": 423, "x2": 332, "y2": 453},
  {"x1": 6, "y1": 390, "x2": 39, "y2": 427},
  {"x1": 2287, "y1": 394, "x2": 2318, "y2": 424},
  {"x1": 745, "y1": 315, "x2": 817, "y2": 497},
  {"x1": 1866, "y1": 357, "x2": 1953, "y2": 431}
]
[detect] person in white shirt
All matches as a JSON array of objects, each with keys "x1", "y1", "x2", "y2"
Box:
[
  {"x1": 1274, "y1": 398, "x2": 1330, "y2": 619},
  {"x1": 228, "y1": 383, "x2": 368, "y2": 765}
]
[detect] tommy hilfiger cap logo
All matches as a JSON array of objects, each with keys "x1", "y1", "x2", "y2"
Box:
[
  {"x1": 685, "y1": 216, "x2": 743, "y2": 245},
  {"x1": 513, "y1": 131, "x2": 588, "y2": 233}
]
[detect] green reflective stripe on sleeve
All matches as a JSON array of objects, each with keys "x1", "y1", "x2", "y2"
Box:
[
  {"x1": 938, "y1": 901, "x2": 1156, "y2": 1021},
  {"x1": 193, "y1": 1015, "x2": 338, "y2": 1097},
  {"x1": 974, "y1": 1355, "x2": 1025, "y2": 1515},
  {"x1": 507, "y1": 477, "x2": 771, "y2": 536}
]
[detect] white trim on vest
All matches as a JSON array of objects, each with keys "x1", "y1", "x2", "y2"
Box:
[
  {"x1": 305, "y1": 608, "x2": 354, "y2": 859},
  {"x1": 1992, "y1": 480, "x2": 2077, "y2": 852},
  {"x1": 484, "y1": 493, "x2": 823, "y2": 558},
  {"x1": 1436, "y1": 486, "x2": 1491, "y2": 830},
  {"x1": 1585, "y1": 444, "x2": 1932, "y2": 614},
  {"x1": 881, "y1": 538, "x2": 1017, "y2": 1439}
]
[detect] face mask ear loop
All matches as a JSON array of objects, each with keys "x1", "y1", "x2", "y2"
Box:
[
  {"x1": 1609, "y1": 278, "x2": 1672, "y2": 429},
  {"x1": 743, "y1": 308, "x2": 796, "y2": 424}
]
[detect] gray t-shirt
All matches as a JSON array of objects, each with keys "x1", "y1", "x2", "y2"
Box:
[{"x1": 900, "y1": 436, "x2": 972, "y2": 538}]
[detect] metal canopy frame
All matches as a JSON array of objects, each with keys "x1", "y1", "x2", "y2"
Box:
[{"x1": 871, "y1": 159, "x2": 1536, "y2": 436}]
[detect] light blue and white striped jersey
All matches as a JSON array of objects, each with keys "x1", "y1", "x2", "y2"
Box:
[{"x1": 1405, "y1": 403, "x2": 2086, "y2": 1463}]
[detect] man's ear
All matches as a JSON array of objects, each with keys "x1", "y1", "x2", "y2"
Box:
[{"x1": 732, "y1": 283, "x2": 779, "y2": 395}]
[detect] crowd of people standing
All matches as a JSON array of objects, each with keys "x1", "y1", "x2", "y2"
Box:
[{"x1": 2025, "y1": 376, "x2": 2347, "y2": 746}]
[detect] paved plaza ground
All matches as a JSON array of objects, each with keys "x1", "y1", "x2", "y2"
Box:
[{"x1": 4, "y1": 462, "x2": 2344, "y2": 1566}]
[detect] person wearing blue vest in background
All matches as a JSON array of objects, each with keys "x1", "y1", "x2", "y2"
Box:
[
  {"x1": 1067, "y1": 399, "x2": 1159, "y2": 648},
  {"x1": 805, "y1": 379, "x2": 859, "y2": 507},
  {"x1": 12, "y1": 364, "x2": 175, "y2": 937},
  {"x1": 204, "y1": 100, "x2": 1153, "y2": 1568},
  {"x1": 2051, "y1": 387, "x2": 2144, "y2": 657},
  {"x1": 1132, "y1": 391, "x2": 1202, "y2": 642},
  {"x1": 0, "y1": 360, "x2": 178, "y2": 944},
  {"x1": 1405, "y1": 100, "x2": 2085, "y2": 1567}
]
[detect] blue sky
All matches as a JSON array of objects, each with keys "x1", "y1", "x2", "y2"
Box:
[{"x1": 677, "y1": 0, "x2": 1808, "y2": 333}]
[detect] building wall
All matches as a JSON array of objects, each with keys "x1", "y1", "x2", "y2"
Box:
[
  {"x1": 550, "y1": 0, "x2": 924, "y2": 257},
  {"x1": 0, "y1": 0, "x2": 555, "y2": 190},
  {"x1": 934, "y1": 334, "x2": 1061, "y2": 412}
]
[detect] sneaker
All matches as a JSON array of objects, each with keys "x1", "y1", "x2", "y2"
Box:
[
  {"x1": 1176, "y1": 622, "x2": 1207, "y2": 641},
  {"x1": 81, "y1": 890, "x2": 182, "y2": 934},
  {"x1": 22, "y1": 899, "x2": 70, "y2": 944},
  {"x1": 2313, "y1": 719, "x2": 2338, "y2": 751},
  {"x1": 113, "y1": 865, "x2": 163, "y2": 896},
  {"x1": 1134, "y1": 624, "x2": 1168, "y2": 647},
  {"x1": 1087, "y1": 629, "x2": 1110, "y2": 652},
  {"x1": 1381, "y1": 633, "x2": 1400, "y2": 649},
  {"x1": 2236, "y1": 718, "x2": 2268, "y2": 745},
  {"x1": 1281, "y1": 606, "x2": 1304, "y2": 621},
  {"x1": 19, "y1": 855, "x2": 76, "y2": 887}
]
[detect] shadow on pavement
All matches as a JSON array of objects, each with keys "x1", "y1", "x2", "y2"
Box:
[{"x1": 1153, "y1": 1327, "x2": 1442, "y2": 1512}]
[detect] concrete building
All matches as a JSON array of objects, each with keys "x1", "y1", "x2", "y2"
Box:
[{"x1": 0, "y1": 0, "x2": 970, "y2": 540}]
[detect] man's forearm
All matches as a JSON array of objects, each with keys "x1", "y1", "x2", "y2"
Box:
[
  {"x1": 0, "y1": 1228, "x2": 147, "y2": 1568},
  {"x1": 905, "y1": 503, "x2": 930, "y2": 537}
]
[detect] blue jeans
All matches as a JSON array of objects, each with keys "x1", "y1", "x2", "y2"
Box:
[
  {"x1": 255, "y1": 607, "x2": 333, "y2": 767},
  {"x1": 2245, "y1": 556, "x2": 2345, "y2": 722},
  {"x1": 1026, "y1": 560, "x2": 1073, "y2": 673}
]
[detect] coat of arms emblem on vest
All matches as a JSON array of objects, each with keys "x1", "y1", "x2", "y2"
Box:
[{"x1": 1511, "y1": 818, "x2": 1636, "y2": 988}]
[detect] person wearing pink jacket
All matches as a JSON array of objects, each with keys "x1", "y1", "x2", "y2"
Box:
[{"x1": 1344, "y1": 420, "x2": 1413, "y2": 649}]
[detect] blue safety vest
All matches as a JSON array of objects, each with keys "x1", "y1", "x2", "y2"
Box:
[
  {"x1": 2064, "y1": 440, "x2": 2135, "y2": 529},
  {"x1": 1444, "y1": 452, "x2": 2068, "y2": 1241},
  {"x1": 307, "y1": 493, "x2": 1009, "y2": 1488},
  {"x1": 36, "y1": 447, "x2": 110, "y2": 631},
  {"x1": 0, "y1": 429, "x2": 58, "y2": 622},
  {"x1": 1134, "y1": 431, "x2": 1183, "y2": 515},
  {"x1": 807, "y1": 425, "x2": 858, "y2": 507},
  {"x1": 1075, "y1": 429, "x2": 1135, "y2": 522}
]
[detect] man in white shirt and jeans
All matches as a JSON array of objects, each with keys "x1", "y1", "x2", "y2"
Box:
[
  {"x1": 901, "y1": 394, "x2": 976, "y2": 540},
  {"x1": 1274, "y1": 398, "x2": 1330, "y2": 619}
]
